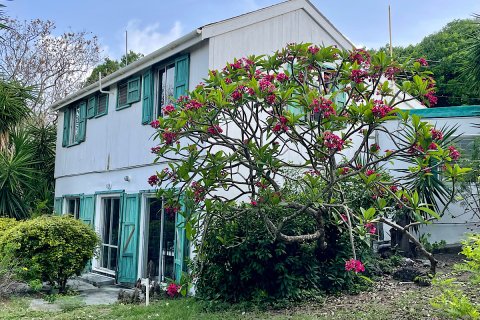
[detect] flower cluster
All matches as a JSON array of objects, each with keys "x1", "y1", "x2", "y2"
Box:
[
  {"x1": 276, "y1": 72, "x2": 289, "y2": 82},
  {"x1": 390, "y1": 185, "x2": 399, "y2": 193},
  {"x1": 148, "y1": 174, "x2": 159, "y2": 186},
  {"x1": 424, "y1": 91, "x2": 438, "y2": 107},
  {"x1": 163, "y1": 104, "x2": 176, "y2": 115},
  {"x1": 183, "y1": 99, "x2": 203, "y2": 111},
  {"x1": 150, "y1": 119, "x2": 160, "y2": 129},
  {"x1": 365, "y1": 169, "x2": 376, "y2": 177},
  {"x1": 166, "y1": 283, "x2": 181, "y2": 298},
  {"x1": 448, "y1": 145, "x2": 460, "y2": 161},
  {"x1": 162, "y1": 130, "x2": 177, "y2": 145},
  {"x1": 192, "y1": 181, "x2": 206, "y2": 203},
  {"x1": 151, "y1": 146, "x2": 161, "y2": 154},
  {"x1": 430, "y1": 128, "x2": 444, "y2": 141},
  {"x1": 259, "y1": 78, "x2": 276, "y2": 93},
  {"x1": 272, "y1": 116, "x2": 289, "y2": 133},
  {"x1": 308, "y1": 45, "x2": 320, "y2": 55},
  {"x1": 345, "y1": 258, "x2": 365, "y2": 273},
  {"x1": 311, "y1": 97, "x2": 336, "y2": 117},
  {"x1": 365, "y1": 223, "x2": 376, "y2": 235},
  {"x1": 428, "y1": 142, "x2": 438, "y2": 150},
  {"x1": 348, "y1": 48, "x2": 371, "y2": 65},
  {"x1": 339, "y1": 167, "x2": 350, "y2": 175},
  {"x1": 384, "y1": 66, "x2": 401, "y2": 80},
  {"x1": 323, "y1": 131, "x2": 344, "y2": 151},
  {"x1": 350, "y1": 69, "x2": 368, "y2": 84},
  {"x1": 408, "y1": 143, "x2": 425, "y2": 155},
  {"x1": 416, "y1": 57, "x2": 428, "y2": 66},
  {"x1": 207, "y1": 125, "x2": 223, "y2": 135},
  {"x1": 371, "y1": 100, "x2": 394, "y2": 118},
  {"x1": 369, "y1": 144, "x2": 380, "y2": 153},
  {"x1": 164, "y1": 205, "x2": 179, "y2": 221}
]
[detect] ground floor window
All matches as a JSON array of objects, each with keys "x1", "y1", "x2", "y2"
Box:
[
  {"x1": 100, "y1": 198, "x2": 120, "y2": 272},
  {"x1": 65, "y1": 197, "x2": 81, "y2": 219},
  {"x1": 145, "y1": 198, "x2": 175, "y2": 282}
]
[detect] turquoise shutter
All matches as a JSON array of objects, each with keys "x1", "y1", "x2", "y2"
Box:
[
  {"x1": 118, "y1": 193, "x2": 140, "y2": 284},
  {"x1": 87, "y1": 96, "x2": 97, "y2": 119},
  {"x1": 174, "y1": 54, "x2": 190, "y2": 100},
  {"x1": 333, "y1": 85, "x2": 347, "y2": 109},
  {"x1": 62, "y1": 108, "x2": 70, "y2": 147},
  {"x1": 127, "y1": 77, "x2": 141, "y2": 104},
  {"x1": 54, "y1": 197, "x2": 63, "y2": 215},
  {"x1": 78, "y1": 101, "x2": 87, "y2": 142},
  {"x1": 142, "y1": 69, "x2": 153, "y2": 124},
  {"x1": 79, "y1": 194, "x2": 95, "y2": 226},
  {"x1": 174, "y1": 197, "x2": 188, "y2": 281},
  {"x1": 80, "y1": 194, "x2": 95, "y2": 272}
]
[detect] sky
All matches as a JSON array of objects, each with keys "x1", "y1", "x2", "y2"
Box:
[{"x1": 5, "y1": 0, "x2": 480, "y2": 59}]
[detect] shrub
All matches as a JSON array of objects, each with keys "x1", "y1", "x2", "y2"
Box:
[
  {"x1": 0, "y1": 217, "x2": 17, "y2": 233},
  {"x1": 431, "y1": 278, "x2": 479, "y2": 320},
  {"x1": 0, "y1": 215, "x2": 99, "y2": 293},
  {"x1": 455, "y1": 234, "x2": 480, "y2": 283},
  {"x1": 196, "y1": 206, "x2": 373, "y2": 303}
]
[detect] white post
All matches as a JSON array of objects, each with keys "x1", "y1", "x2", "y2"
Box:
[{"x1": 145, "y1": 278, "x2": 150, "y2": 306}]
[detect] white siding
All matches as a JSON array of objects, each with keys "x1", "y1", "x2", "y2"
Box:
[{"x1": 208, "y1": 9, "x2": 351, "y2": 70}]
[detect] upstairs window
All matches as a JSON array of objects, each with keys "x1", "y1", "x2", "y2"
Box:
[
  {"x1": 156, "y1": 64, "x2": 175, "y2": 118},
  {"x1": 87, "y1": 93, "x2": 109, "y2": 119},
  {"x1": 116, "y1": 76, "x2": 141, "y2": 110},
  {"x1": 62, "y1": 101, "x2": 87, "y2": 147}
]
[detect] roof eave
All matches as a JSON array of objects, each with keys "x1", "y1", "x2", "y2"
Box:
[{"x1": 50, "y1": 28, "x2": 203, "y2": 111}]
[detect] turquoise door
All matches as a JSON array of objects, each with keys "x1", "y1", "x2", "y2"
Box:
[
  {"x1": 174, "y1": 197, "x2": 189, "y2": 281},
  {"x1": 118, "y1": 193, "x2": 140, "y2": 284}
]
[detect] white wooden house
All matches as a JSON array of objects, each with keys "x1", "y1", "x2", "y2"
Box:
[{"x1": 50, "y1": 0, "x2": 360, "y2": 285}]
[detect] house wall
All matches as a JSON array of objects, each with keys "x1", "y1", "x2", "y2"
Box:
[
  {"x1": 208, "y1": 8, "x2": 351, "y2": 70},
  {"x1": 378, "y1": 115, "x2": 480, "y2": 245},
  {"x1": 54, "y1": 41, "x2": 209, "y2": 196}
]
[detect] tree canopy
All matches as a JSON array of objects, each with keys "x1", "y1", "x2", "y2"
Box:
[{"x1": 379, "y1": 19, "x2": 478, "y2": 107}]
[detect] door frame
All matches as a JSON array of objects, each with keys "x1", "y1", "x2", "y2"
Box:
[{"x1": 93, "y1": 192, "x2": 123, "y2": 276}]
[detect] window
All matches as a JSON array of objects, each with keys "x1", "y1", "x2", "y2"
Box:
[
  {"x1": 142, "y1": 54, "x2": 189, "y2": 124},
  {"x1": 156, "y1": 64, "x2": 175, "y2": 118},
  {"x1": 66, "y1": 197, "x2": 81, "y2": 219},
  {"x1": 87, "y1": 93, "x2": 109, "y2": 118},
  {"x1": 116, "y1": 77, "x2": 141, "y2": 110},
  {"x1": 456, "y1": 136, "x2": 480, "y2": 160},
  {"x1": 62, "y1": 101, "x2": 87, "y2": 147},
  {"x1": 99, "y1": 198, "x2": 121, "y2": 272}
]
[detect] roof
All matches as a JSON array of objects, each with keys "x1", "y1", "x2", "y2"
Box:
[
  {"x1": 49, "y1": 0, "x2": 354, "y2": 111},
  {"x1": 406, "y1": 105, "x2": 480, "y2": 118}
]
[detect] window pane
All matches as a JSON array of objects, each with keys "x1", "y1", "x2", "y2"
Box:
[
  {"x1": 111, "y1": 199, "x2": 120, "y2": 246},
  {"x1": 97, "y1": 94, "x2": 108, "y2": 114},
  {"x1": 165, "y1": 65, "x2": 175, "y2": 105},
  {"x1": 118, "y1": 83, "x2": 128, "y2": 106}
]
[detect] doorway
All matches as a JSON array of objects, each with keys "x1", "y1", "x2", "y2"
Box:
[
  {"x1": 99, "y1": 198, "x2": 121, "y2": 273},
  {"x1": 144, "y1": 198, "x2": 175, "y2": 282}
]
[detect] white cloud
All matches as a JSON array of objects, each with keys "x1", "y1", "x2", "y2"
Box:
[{"x1": 123, "y1": 20, "x2": 183, "y2": 56}]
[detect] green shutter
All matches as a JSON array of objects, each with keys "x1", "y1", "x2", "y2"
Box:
[
  {"x1": 174, "y1": 196, "x2": 188, "y2": 281},
  {"x1": 62, "y1": 108, "x2": 70, "y2": 147},
  {"x1": 79, "y1": 194, "x2": 95, "y2": 226},
  {"x1": 174, "y1": 54, "x2": 190, "y2": 100},
  {"x1": 87, "y1": 96, "x2": 97, "y2": 119},
  {"x1": 285, "y1": 64, "x2": 303, "y2": 116},
  {"x1": 127, "y1": 77, "x2": 141, "y2": 104},
  {"x1": 78, "y1": 101, "x2": 87, "y2": 142},
  {"x1": 333, "y1": 85, "x2": 347, "y2": 109},
  {"x1": 80, "y1": 194, "x2": 95, "y2": 272},
  {"x1": 142, "y1": 69, "x2": 153, "y2": 124},
  {"x1": 54, "y1": 197, "x2": 63, "y2": 215},
  {"x1": 118, "y1": 193, "x2": 140, "y2": 284}
]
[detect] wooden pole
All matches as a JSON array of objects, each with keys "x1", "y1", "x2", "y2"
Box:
[{"x1": 389, "y1": 5, "x2": 393, "y2": 58}]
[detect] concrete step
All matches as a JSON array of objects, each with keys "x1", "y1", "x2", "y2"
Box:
[{"x1": 78, "y1": 272, "x2": 115, "y2": 287}]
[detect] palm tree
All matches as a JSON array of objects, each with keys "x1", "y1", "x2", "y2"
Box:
[
  {"x1": 0, "y1": 80, "x2": 33, "y2": 149},
  {"x1": 463, "y1": 14, "x2": 480, "y2": 96}
]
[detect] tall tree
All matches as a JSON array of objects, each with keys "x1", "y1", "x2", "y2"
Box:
[
  {"x1": 0, "y1": 18, "x2": 100, "y2": 116},
  {"x1": 463, "y1": 14, "x2": 480, "y2": 96},
  {"x1": 379, "y1": 19, "x2": 478, "y2": 107},
  {"x1": 84, "y1": 50, "x2": 144, "y2": 86}
]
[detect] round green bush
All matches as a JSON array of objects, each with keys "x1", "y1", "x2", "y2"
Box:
[
  {"x1": 0, "y1": 218, "x2": 17, "y2": 233},
  {"x1": 0, "y1": 215, "x2": 99, "y2": 292}
]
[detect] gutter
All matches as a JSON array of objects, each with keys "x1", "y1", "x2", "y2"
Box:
[{"x1": 50, "y1": 28, "x2": 203, "y2": 111}]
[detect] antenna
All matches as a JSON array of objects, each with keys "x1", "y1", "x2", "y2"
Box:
[
  {"x1": 388, "y1": 5, "x2": 393, "y2": 58},
  {"x1": 125, "y1": 30, "x2": 128, "y2": 66}
]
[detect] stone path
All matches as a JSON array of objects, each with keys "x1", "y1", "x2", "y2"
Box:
[{"x1": 29, "y1": 279, "x2": 132, "y2": 312}]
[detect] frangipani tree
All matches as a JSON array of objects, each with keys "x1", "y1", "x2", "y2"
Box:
[{"x1": 149, "y1": 43, "x2": 469, "y2": 274}]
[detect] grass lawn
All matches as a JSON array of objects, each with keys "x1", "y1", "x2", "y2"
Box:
[{"x1": 0, "y1": 285, "x2": 450, "y2": 320}]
